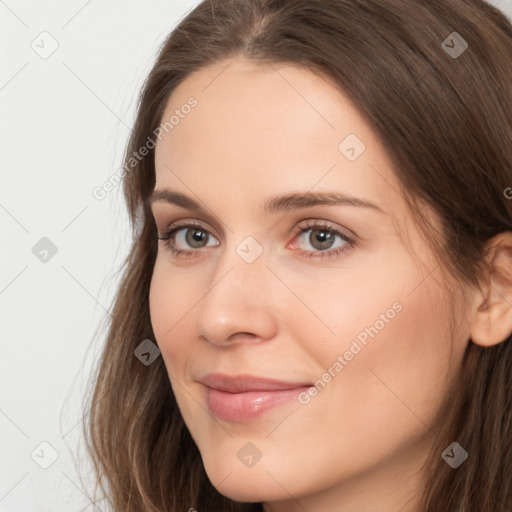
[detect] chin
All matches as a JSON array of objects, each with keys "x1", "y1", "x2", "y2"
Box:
[{"x1": 202, "y1": 456, "x2": 293, "y2": 503}]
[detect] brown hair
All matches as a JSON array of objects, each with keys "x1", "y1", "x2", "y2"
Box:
[{"x1": 83, "y1": 0, "x2": 512, "y2": 510}]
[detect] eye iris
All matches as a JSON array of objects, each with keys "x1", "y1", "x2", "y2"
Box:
[
  {"x1": 310, "y1": 229, "x2": 334, "y2": 250},
  {"x1": 185, "y1": 228, "x2": 207, "y2": 248}
]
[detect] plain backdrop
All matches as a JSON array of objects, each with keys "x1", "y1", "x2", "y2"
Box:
[{"x1": 1, "y1": 1, "x2": 512, "y2": 510}]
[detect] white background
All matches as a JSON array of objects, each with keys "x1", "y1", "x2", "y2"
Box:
[{"x1": 1, "y1": 1, "x2": 511, "y2": 510}]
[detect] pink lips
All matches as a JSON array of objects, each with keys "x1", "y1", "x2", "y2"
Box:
[{"x1": 200, "y1": 373, "x2": 312, "y2": 422}]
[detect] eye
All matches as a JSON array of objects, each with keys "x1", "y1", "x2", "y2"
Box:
[
  {"x1": 157, "y1": 219, "x2": 355, "y2": 261},
  {"x1": 158, "y1": 220, "x2": 219, "y2": 258},
  {"x1": 288, "y1": 221, "x2": 355, "y2": 260}
]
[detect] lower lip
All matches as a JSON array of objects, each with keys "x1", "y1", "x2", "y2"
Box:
[{"x1": 204, "y1": 385, "x2": 311, "y2": 422}]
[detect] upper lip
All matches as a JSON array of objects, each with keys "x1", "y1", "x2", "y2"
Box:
[{"x1": 199, "y1": 373, "x2": 312, "y2": 393}]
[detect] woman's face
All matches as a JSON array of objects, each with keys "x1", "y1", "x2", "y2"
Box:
[{"x1": 149, "y1": 58, "x2": 470, "y2": 510}]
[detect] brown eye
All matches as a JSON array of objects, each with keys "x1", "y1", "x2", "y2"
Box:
[
  {"x1": 290, "y1": 221, "x2": 355, "y2": 261},
  {"x1": 309, "y1": 229, "x2": 336, "y2": 250},
  {"x1": 158, "y1": 222, "x2": 220, "y2": 257},
  {"x1": 185, "y1": 228, "x2": 209, "y2": 248}
]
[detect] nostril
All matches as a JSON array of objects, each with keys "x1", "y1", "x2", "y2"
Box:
[{"x1": 227, "y1": 332, "x2": 259, "y2": 343}]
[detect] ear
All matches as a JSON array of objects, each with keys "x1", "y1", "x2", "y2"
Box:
[{"x1": 470, "y1": 232, "x2": 512, "y2": 347}]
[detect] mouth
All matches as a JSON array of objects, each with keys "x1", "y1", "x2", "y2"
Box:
[{"x1": 199, "y1": 373, "x2": 313, "y2": 422}]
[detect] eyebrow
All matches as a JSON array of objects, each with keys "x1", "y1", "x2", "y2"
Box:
[{"x1": 148, "y1": 189, "x2": 386, "y2": 215}]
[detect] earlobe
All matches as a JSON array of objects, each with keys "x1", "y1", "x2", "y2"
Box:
[{"x1": 470, "y1": 232, "x2": 512, "y2": 348}]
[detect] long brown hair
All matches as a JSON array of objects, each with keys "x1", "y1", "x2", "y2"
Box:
[{"x1": 83, "y1": 1, "x2": 512, "y2": 510}]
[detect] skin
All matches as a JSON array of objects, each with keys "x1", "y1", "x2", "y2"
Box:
[{"x1": 148, "y1": 57, "x2": 512, "y2": 512}]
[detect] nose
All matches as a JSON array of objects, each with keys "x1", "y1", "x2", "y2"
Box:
[{"x1": 196, "y1": 247, "x2": 279, "y2": 347}]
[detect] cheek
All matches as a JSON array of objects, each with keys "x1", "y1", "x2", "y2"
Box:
[
  {"x1": 148, "y1": 262, "x2": 195, "y2": 365},
  {"x1": 296, "y1": 251, "x2": 456, "y2": 426},
  {"x1": 315, "y1": 274, "x2": 455, "y2": 440}
]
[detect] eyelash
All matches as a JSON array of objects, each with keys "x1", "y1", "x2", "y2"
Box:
[{"x1": 157, "y1": 220, "x2": 356, "y2": 261}]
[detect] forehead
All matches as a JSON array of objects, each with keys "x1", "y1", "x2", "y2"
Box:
[
  {"x1": 158, "y1": 59, "x2": 373, "y2": 155},
  {"x1": 153, "y1": 57, "x2": 402, "y2": 221}
]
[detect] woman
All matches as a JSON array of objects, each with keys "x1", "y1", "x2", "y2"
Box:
[{"x1": 83, "y1": 0, "x2": 512, "y2": 510}]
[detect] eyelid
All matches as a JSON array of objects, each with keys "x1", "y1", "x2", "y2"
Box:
[
  {"x1": 153, "y1": 206, "x2": 226, "y2": 238},
  {"x1": 158, "y1": 217, "x2": 354, "y2": 240},
  {"x1": 292, "y1": 218, "x2": 356, "y2": 240},
  {"x1": 158, "y1": 218, "x2": 221, "y2": 240}
]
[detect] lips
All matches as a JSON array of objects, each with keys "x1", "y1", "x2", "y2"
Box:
[
  {"x1": 199, "y1": 373, "x2": 312, "y2": 392},
  {"x1": 199, "y1": 373, "x2": 313, "y2": 422}
]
